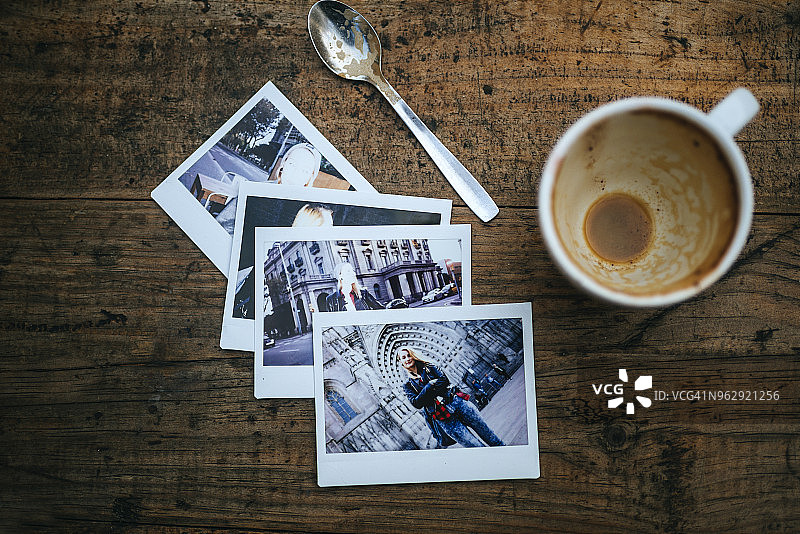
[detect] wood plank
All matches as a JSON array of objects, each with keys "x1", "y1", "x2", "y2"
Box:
[
  {"x1": 0, "y1": 202, "x2": 797, "y2": 358},
  {"x1": 0, "y1": 1, "x2": 797, "y2": 212},
  {"x1": 0, "y1": 201, "x2": 797, "y2": 530}
]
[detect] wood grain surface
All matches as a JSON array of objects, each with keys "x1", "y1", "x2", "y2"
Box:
[{"x1": 1, "y1": 0, "x2": 799, "y2": 531}]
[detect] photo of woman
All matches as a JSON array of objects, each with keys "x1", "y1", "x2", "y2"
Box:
[
  {"x1": 324, "y1": 262, "x2": 385, "y2": 312},
  {"x1": 398, "y1": 347, "x2": 505, "y2": 448},
  {"x1": 174, "y1": 95, "x2": 356, "y2": 237},
  {"x1": 152, "y1": 82, "x2": 379, "y2": 278},
  {"x1": 317, "y1": 310, "x2": 532, "y2": 465}
]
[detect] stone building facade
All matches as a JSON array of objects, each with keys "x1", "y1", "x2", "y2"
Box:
[
  {"x1": 264, "y1": 238, "x2": 453, "y2": 336},
  {"x1": 321, "y1": 318, "x2": 524, "y2": 453}
]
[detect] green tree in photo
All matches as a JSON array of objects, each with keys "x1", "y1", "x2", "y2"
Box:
[{"x1": 221, "y1": 99, "x2": 282, "y2": 160}]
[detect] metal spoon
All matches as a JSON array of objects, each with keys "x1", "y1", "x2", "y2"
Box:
[{"x1": 308, "y1": 0, "x2": 500, "y2": 222}]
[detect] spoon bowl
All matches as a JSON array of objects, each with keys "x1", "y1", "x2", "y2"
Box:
[
  {"x1": 308, "y1": 1, "x2": 383, "y2": 85},
  {"x1": 308, "y1": 1, "x2": 499, "y2": 222}
]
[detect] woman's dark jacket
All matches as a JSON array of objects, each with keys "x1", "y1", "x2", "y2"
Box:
[
  {"x1": 403, "y1": 363, "x2": 456, "y2": 448},
  {"x1": 325, "y1": 289, "x2": 383, "y2": 312}
]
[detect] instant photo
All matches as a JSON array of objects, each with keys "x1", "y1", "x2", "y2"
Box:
[
  {"x1": 221, "y1": 182, "x2": 452, "y2": 352},
  {"x1": 254, "y1": 224, "x2": 472, "y2": 398},
  {"x1": 313, "y1": 303, "x2": 539, "y2": 487},
  {"x1": 151, "y1": 81, "x2": 376, "y2": 275}
]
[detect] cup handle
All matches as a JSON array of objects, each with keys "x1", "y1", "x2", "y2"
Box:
[{"x1": 707, "y1": 88, "x2": 760, "y2": 137}]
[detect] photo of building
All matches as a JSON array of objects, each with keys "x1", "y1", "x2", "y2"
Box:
[{"x1": 261, "y1": 237, "x2": 463, "y2": 366}]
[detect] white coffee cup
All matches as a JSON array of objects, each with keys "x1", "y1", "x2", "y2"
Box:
[{"x1": 538, "y1": 88, "x2": 759, "y2": 307}]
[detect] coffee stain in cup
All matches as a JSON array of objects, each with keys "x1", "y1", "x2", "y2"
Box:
[{"x1": 583, "y1": 192, "x2": 653, "y2": 263}]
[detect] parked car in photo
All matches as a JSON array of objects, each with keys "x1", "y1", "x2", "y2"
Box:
[
  {"x1": 439, "y1": 282, "x2": 457, "y2": 297},
  {"x1": 421, "y1": 288, "x2": 441, "y2": 304},
  {"x1": 385, "y1": 298, "x2": 408, "y2": 309},
  {"x1": 263, "y1": 335, "x2": 275, "y2": 349}
]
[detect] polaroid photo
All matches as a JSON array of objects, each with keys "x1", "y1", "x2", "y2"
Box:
[
  {"x1": 254, "y1": 224, "x2": 472, "y2": 399},
  {"x1": 150, "y1": 81, "x2": 376, "y2": 275},
  {"x1": 221, "y1": 181, "x2": 453, "y2": 352},
  {"x1": 313, "y1": 302, "x2": 539, "y2": 487}
]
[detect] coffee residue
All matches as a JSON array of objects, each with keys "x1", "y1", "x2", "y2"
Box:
[{"x1": 584, "y1": 193, "x2": 653, "y2": 263}]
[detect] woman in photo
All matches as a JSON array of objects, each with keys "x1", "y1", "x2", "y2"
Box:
[
  {"x1": 325, "y1": 262, "x2": 384, "y2": 312},
  {"x1": 291, "y1": 203, "x2": 334, "y2": 227},
  {"x1": 274, "y1": 143, "x2": 321, "y2": 187},
  {"x1": 398, "y1": 347, "x2": 505, "y2": 449}
]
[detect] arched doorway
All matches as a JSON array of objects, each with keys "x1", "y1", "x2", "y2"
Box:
[{"x1": 367, "y1": 322, "x2": 464, "y2": 393}]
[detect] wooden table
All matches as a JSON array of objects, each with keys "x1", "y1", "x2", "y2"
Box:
[{"x1": 2, "y1": 1, "x2": 798, "y2": 531}]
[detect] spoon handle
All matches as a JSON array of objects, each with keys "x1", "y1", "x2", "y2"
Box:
[{"x1": 376, "y1": 81, "x2": 500, "y2": 222}]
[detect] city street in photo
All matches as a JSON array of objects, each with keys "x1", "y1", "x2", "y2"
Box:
[
  {"x1": 312, "y1": 303, "x2": 539, "y2": 487},
  {"x1": 253, "y1": 224, "x2": 471, "y2": 399}
]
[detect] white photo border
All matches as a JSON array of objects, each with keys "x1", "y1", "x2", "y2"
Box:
[
  {"x1": 150, "y1": 81, "x2": 377, "y2": 275},
  {"x1": 313, "y1": 303, "x2": 540, "y2": 487},
  {"x1": 221, "y1": 181, "x2": 453, "y2": 352},
  {"x1": 254, "y1": 224, "x2": 472, "y2": 398}
]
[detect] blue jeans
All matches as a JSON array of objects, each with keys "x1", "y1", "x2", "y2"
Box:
[{"x1": 437, "y1": 395, "x2": 505, "y2": 447}]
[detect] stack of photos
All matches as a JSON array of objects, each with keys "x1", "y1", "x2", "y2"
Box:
[{"x1": 151, "y1": 80, "x2": 539, "y2": 487}]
